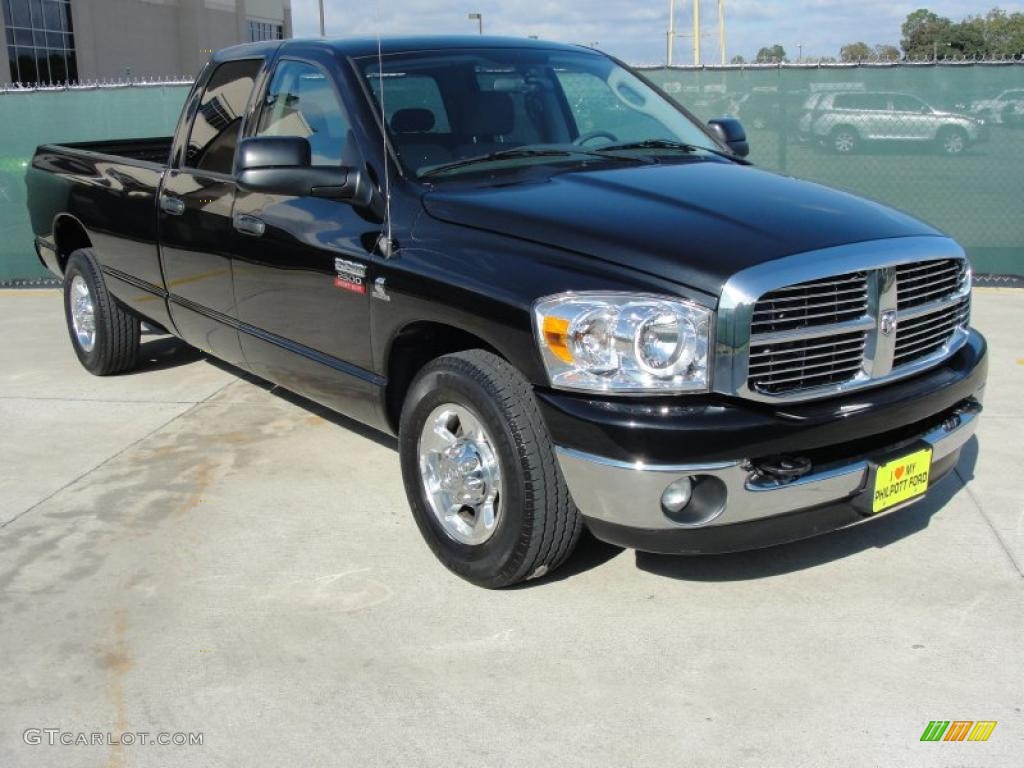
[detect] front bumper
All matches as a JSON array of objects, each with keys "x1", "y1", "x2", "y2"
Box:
[{"x1": 543, "y1": 329, "x2": 987, "y2": 554}]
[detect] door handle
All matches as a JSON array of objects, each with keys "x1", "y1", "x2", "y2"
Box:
[
  {"x1": 159, "y1": 195, "x2": 185, "y2": 216},
  {"x1": 233, "y1": 214, "x2": 266, "y2": 237}
]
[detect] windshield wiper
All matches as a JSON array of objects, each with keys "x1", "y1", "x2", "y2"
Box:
[
  {"x1": 596, "y1": 139, "x2": 751, "y2": 165},
  {"x1": 420, "y1": 145, "x2": 649, "y2": 179}
]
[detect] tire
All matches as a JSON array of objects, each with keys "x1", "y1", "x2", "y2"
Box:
[
  {"x1": 830, "y1": 126, "x2": 858, "y2": 154},
  {"x1": 63, "y1": 248, "x2": 140, "y2": 375},
  {"x1": 937, "y1": 126, "x2": 968, "y2": 155},
  {"x1": 399, "y1": 350, "x2": 583, "y2": 588}
]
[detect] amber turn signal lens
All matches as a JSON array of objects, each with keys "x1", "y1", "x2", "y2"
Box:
[{"x1": 542, "y1": 316, "x2": 573, "y2": 363}]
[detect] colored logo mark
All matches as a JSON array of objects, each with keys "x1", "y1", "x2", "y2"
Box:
[{"x1": 920, "y1": 720, "x2": 997, "y2": 742}]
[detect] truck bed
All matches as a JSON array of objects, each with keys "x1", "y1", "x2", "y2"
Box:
[{"x1": 53, "y1": 137, "x2": 173, "y2": 167}]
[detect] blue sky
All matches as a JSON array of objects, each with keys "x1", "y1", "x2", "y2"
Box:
[{"x1": 290, "y1": 1, "x2": 1023, "y2": 64}]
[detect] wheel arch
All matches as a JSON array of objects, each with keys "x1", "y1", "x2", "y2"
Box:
[
  {"x1": 52, "y1": 214, "x2": 93, "y2": 275},
  {"x1": 383, "y1": 320, "x2": 507, "y2": 435}
]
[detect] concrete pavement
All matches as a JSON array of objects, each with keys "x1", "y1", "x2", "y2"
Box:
[{"x1": 1, "y1": 288, "x2": 1022, "y2": 767}]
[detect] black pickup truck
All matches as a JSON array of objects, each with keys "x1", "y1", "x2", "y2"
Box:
[{"x1": 26, "y1": 37, "x2": 987, "y2": 587}]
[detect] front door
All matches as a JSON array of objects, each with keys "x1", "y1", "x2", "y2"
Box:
[
  {"x1": 231, "y1": 57, "x2": 379, "y2": 416},
  {"x1": 159, "y1": 58, "x2": 263, "y2": 367}
]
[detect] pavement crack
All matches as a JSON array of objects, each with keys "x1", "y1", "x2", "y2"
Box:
[{"x1": 955, "y1": 465, "x2": 1024, "y2": 580}]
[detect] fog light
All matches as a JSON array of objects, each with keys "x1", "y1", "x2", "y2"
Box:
[{"x1": 661, "y1": 477, "x2": 693, "y2": 514}]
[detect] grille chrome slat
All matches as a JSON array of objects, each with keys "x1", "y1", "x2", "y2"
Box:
[
  {"x1": 752, "y1": 286, "x2": 867, "y2": 305},
  {"x1": 749, "y1": 336, "x2": 866, "y2": 358},
  {"x1": 745, "y1": 258, "x2": 969, "y2": 397},
  {"x1": 753, "y1": 364, "x2": 864, "y2": 388},
  {"x1": 752, "y1": 296, "x2": 867, "y2": 318},
  {"x1": 749, "y1": 341, "x2": 865, "y2": 369}
]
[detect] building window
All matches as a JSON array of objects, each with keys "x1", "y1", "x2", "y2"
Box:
[
  {"x1": 248, "y1": 20, "x2": 283, "y2": 42},
  {"x1": 3, "y1": 0, "x2": 78, "y2": 85}
]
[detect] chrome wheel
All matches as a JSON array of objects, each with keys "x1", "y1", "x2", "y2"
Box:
[
  {"x1": 943, "y1": 131, "x2": 965, "y2": 154},
  {"x1": 834, "y1": 131, "x2": 856, "y2": 153},
  {"x1": 418, "y1": 403, "x2": 502, "y2": 546},
  {"x1": 69, "y1": 275, "x2": 96, "y2": 352}
]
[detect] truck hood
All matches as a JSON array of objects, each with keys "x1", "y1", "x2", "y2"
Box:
[{"x1": 422, "y1": 161, "x2": 941, "y2": 296}]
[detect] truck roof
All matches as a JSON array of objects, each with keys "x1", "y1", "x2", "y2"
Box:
[{"x1": 214, "y1": 35, "x2": 589, "y2": 62}]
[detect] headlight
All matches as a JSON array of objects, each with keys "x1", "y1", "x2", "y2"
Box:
[{"x1": 533, "y1": 293, "x2": 712, "y2": 394}]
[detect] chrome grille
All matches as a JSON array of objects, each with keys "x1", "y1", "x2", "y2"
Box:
[
  {"x1": 748, "y1": 332, "x2": 867, "y2": 395},
  {"x1": 751, "y1": 273, "x2": 868, "y2": 334},
  {"x1": 740, "y1": 254, "x2": 971, "y2": 400},
  {"x1": 896, "y1": 259, "x2": 967, "y2": 310},
  {"x1": 894, "y1": 296, "x2": 971, "y2": 367}
]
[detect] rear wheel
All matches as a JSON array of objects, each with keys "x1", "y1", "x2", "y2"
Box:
[
  {"x1": 938, "y1": 126, "x2": 967, "y2": 155},
  {"x1": 399, "y1": 350, "x2": 583, "y2": 588},
  {"x1": 830, "y1": 126, "x2": 858, "y2": 154},
  {"x1": 63, "y1": 249, "x2": 140, "y2": 375}
]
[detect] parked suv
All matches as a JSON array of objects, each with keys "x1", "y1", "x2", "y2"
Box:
[{"x1": 799, "y1": 91, "x2": 987, "y2": 154}]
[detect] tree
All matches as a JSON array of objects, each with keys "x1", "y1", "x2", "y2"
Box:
[
  {"x1": 755, "y1": 44, "x2": 787, "y2": 63},
  {"x1": 901, "y1": 9, "x2": 954, "y2": 58},
  {"x1": 730, "y1": 54, "x2": 746, "y2": 64},
  {"x1": 840, "y1": 41, "x2": 873, "y2": 61},
  {"x1": 900, "y1": 7, "x2": 1024, "y2": 59},
  {"x1": 875, "y1": 44, "x2": 901, "y2": 61},
  {"x1": 984, "y1": 9, "x2": 1024, "y2": 57}
]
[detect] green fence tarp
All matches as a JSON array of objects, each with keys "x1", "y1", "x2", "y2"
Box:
[
  {"x1": 641, "y1": 63, "x2": 1024, "y2": 278},
  {"x1": 0, "y1": 85, "x2": 189, "y2": 283},
  {"x1": 2, "y1": 65, "x2": 1023, "y2": 282}
]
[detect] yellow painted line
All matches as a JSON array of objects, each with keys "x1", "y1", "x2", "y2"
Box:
[
  {"x1": 974, "y1": 286, "x2": 1022, "y2": 293},
  {"x1": 1016, "y1": 358, "x2": 1024, "y2": 366},
  {"x1": 0, "y1": 288, "x2": 59, "y2": 296}
]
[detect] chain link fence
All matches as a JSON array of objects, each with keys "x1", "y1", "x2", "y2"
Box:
[{"x1": 2, "y1": 64, "x2": 1023, "y2": 284}]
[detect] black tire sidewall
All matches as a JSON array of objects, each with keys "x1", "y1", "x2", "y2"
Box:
[
  {"x1": 399, "y1": 362, "x2": 535, "y2": 586},
  {"x1": 63, "y1": 251, "x2": 107, "y2": 374}
]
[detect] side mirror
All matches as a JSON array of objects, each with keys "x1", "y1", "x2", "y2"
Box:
[
  {"x1": 707, "y1": 117, "x2": 750, "y2": 158},
  {"x1": 236, "y1": 136, "x2": 374, "y2": 206}
]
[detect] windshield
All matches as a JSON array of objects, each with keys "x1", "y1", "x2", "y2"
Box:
[{"x1": 359, "y1": 48, "x2": 721, "y2": 179}]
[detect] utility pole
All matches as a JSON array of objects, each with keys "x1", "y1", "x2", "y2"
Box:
[
  {"x1": 468, "y1": 13, "x2": 483, "y2": 35},
  {"x1": 797, "y1": 42, "x2": 803, "y2": 62},
  {"x1": 693, "y1": 0, "x2": 701, "y2": 66},
  {"x1": 718, "y1": 0, "x2": 725, "y2": 64},
  {"x1": 667, "y1": 0, "x2": 676, "y2": 66},
  {"x1": 318, "y1": 0, "x2": 325, "y2": 37}
]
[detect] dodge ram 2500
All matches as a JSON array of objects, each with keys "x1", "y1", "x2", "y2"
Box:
[{"x1": 26, "y1": 37, "x2": 987, "y2": 587}]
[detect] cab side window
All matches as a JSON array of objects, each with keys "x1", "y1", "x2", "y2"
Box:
[
  {"x1": 186, "y1": 59, "x2": 262, "y2": 174},
  {"x1": 257, "y1": 60, "x2": 350, "y2": 165}
]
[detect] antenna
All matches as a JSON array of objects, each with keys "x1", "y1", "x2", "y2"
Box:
[{"x1": 374, "y1": 6, "x2": 393, "y2": 257}]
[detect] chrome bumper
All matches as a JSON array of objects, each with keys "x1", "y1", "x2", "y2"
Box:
[{"x1": 556, "y1": 399, "x2": 981, "y2": 532}]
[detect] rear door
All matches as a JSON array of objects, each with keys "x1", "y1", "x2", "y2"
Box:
[
  {"x1": 230, "y1": 55, "x2": 379, "y2": 405},
  {"x1": 888, "y1": 94, "x2": 933, "y2": 140},
  {"x1": 158, "y1": 58, "x2": 263, "y2": 366}
]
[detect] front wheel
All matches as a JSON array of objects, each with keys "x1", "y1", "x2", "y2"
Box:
[
  {"x1": 63, "y1": 248, "x2": 140, "y2": 375},
  {"x1": 399, "y1": 350, "x2": 583, "y2": 588}
]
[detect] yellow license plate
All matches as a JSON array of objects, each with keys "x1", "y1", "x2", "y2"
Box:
[{"x1": 872, "y1": 448, "x2": 933, "y2": 513}]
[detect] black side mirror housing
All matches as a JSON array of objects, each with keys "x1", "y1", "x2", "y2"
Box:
[
  {"x1": 707, "y1": 117, "x2": 750, "y2": 158},
  {"x1": 236, "y1": 136, "x2": 374, "y2": 207}
]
